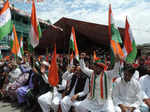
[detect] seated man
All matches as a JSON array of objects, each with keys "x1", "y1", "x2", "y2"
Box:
[
  {"x1": 38, "y1": 61, "x2": 67, "y2": 112},
  {"x1": 61, "y1": 65, "x2": 89, "y2": 112},
  {"x1": 112, "y1": 64, "x2": 142, "y2": 112},
  {"x1": 139, "y1": 68, "x2": 150, "y2": 112}
]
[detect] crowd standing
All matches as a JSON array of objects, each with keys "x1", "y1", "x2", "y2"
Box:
[{"x1": 0, "y1": 51, "x2": 150, "y2": 112}]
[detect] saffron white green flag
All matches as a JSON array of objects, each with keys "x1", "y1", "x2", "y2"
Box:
[
  {"x1": 0, "y1": 0, "x2": 12, "y2": 40},
  {"x1": 11, "y1": 25, "x2": 22, "y2": 59},
  {"x1": 20, "y1": 37, "x2": 24, "y2": 56},
  {"x1": 123, "y1": 17, "x2": 137, "y2": 63},
  {"x1": 29, "y1": 0, "x2": 42, "y2": 48},
  {"x1": 69, "y1": 27, "x2": 79, "y2": 61},
  {"x1": 108, "y1": 4, "x2": 124, "y2": 64}
]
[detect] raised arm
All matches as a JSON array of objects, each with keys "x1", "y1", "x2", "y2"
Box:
[
  {"x1": 105, "y1": 61, "x2": 121, "y2": 79},
  {"x1": 80, "y1": 53, "x2": 93, "y2": 77}
]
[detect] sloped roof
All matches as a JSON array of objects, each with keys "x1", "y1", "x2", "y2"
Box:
[{"x1": 36, "y1": 17, "x2": 125, "y2": 53}]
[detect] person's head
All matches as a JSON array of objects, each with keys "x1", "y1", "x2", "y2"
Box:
[
  {"x1": 70, "y1": 65, "x2": 76, "y2": 73},
  {"x1": 41, "y1": 61, "x2": 50, "y2": 71},
  {"x1": 93, "y1": 63, "x2": 104, "y2": 75},
  {"x1": 123, "y1": 64, "x2": 135, "y2": 82},
  {"x1": 74, "y1": 66, "x2": 82, "y2": 77},
  {"x1": 12, "y1": 63, "x2": 17, "y2": 69}
]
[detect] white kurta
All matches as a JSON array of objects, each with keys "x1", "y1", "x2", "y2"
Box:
[
  {"x1": 76, "y1": 59, "x2": 120, "y2": 112},
  {"x1": 139, "y1": 75, "x2": 150, "y2": 112},
  {"x1": 139, "y1": 75, "x2": 150, "y2": 98},
  {"x1": 61, "y1": 70, "x2": 89, "y2": 112},
  {"x1": 38, "y1": 73, "x2": 67, "y2": 112},
  {"x1": 112, "y1": 77, "x2": 142, "y2": 112}
]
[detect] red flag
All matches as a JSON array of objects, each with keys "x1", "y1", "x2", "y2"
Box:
[
  {"x1": 48, "y1": 45, "x2": 59, "y2": 86},
  {"x1": 124, "y1": 17, "x2": 133, "y2": 55}
]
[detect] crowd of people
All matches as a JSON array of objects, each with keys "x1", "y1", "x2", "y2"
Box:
[{"x1": 0, "y1": 52, "x2": 150, "y2": 112}]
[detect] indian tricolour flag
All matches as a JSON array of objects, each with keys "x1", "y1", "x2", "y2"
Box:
[
  {"x1": 123, "y1": 17, "x2": 137, "y2": 63},
  {"x1": 0, "y1": 0, "x2": 12, "y2": 40},
  {"x1": 108, "y1": 4, "x2": 124, "y2": 61},
  {"x1": 69, "y1": 27, "x2": 79, "y2": 61},
  {"x1": 11, "y1": 25, "x2": 22, "y2": 58},
  {"x1": 29, "y1": 0, "x2": 42, "y2": 48},
  {"x1": 20, "y1": 37, "x2": 24, "y2": 56}
]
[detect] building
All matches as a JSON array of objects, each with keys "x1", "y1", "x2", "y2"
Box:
[
  {"x1": 137, "y1": 43, "x2": 150, "y2": 56},
  {"x1": 0, "y1": 3, "x2": 50, "y2": 53},
  {"x1": 36, "y1": 17, "x2": 125, "y2": 55}
]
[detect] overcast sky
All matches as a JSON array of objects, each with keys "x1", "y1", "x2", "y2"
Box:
[{"x1": 10, "y1": 0, "x2": 150, "y2": 45}]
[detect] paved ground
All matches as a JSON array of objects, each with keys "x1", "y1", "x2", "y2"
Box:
[{"x1": 0, "y1": 101, "x2": 21, "y2": 112}]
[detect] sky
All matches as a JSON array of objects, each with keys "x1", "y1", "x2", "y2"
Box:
[{"x1": 9, "y1": 0, "x2": 150, "y2": 45}]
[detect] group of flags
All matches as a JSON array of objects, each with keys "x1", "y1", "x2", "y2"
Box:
[
  {"x1": 69, "y1": 4, "x2": 137, "y2": 65},
  {"x1": 0, "y1": 0, "x2": 41, "y2": 59},
  {"x1": 108, "y1": 5, "x2": 137, "y2": 64},
  {"x1": 0, "y1": 1, "x2": 137, "y2": 86}
]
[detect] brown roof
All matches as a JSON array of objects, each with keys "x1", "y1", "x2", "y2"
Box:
[{"x1": 36, "y1": 17, "x2": 125, "y2": 54}]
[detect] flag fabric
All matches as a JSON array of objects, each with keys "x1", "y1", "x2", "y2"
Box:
[
  {"x1": 48, "y1": 45, "x2": 59, "y2": 86},
  {"x1": 69, "y1": 27, "x2": 79, "y2": 61},
  {"x1": 0, "y1": 0, "x2": 12, "y2": 40},
  {"x1": 93, "y1": 51, "x2": 100, "y2": 62},
  {"x1": 20, "y1": 37, "x2": 24, "y2": 56},
  {"x1": 29, "y1": 0, "x2": 42, "y2": 48},
  {"x1": 0, "y1": 50, "x2": 2, "y2": 59},
  {"x1": 123, "y1": 18, "x2": 137, "y2": 63},
  {"x1": 10, "y1": 31, "x2": 14, "y2": 49},
  {"x1": 11, "y1": 25, "x2": 22, "y2": 58},
  {"x1": 108, "y1": 4, "x2": 124, "y2": 60}
]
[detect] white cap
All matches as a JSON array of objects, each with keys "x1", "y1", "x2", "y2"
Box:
[{"x1": 42, "y1": 61, "x2": 50, "y2": 67}]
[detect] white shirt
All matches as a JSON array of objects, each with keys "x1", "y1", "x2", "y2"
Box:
[
  {"x1": 112, "y1": 77, "x2": 142, "y2": 108},
  {"x1": 80, "y1": 59, "x2": 120, "y2": 101},
  {"x1": 62, "y1": 71, "x2": 89, "y2": 97},
  {"x1": 8, "y1": 67, "x2": 22, "y2": 83},
  {"x1": 139, "y1": 75, "x2": 150, "y2": 99},
  {"x1": 78, "y1": 59, "x2": 120, "y2": 111}
]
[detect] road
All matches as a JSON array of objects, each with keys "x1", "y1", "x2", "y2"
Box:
[{"x1": 0, "y1": 101, "x2": 21, "y2": 112}]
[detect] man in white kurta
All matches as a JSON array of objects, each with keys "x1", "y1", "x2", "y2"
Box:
[
  {"x1": 139, "y1": 73, "x2": 150, "y2": 112},
  {"x1": 38, "y1": 80, "x2": 67, "y2": 112},
  {"x1": 112, "y1": 65, "x2": 142, "y2": 112},
  {"x1": 38, "y1": 61, "x2": 67, "y2": 112},
  {"x1": 75, "y1": 53, "x2": 120, "y2": 112},
  {"x1": 61, "y1": 66, "x2": 89, "y2": 112}
]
